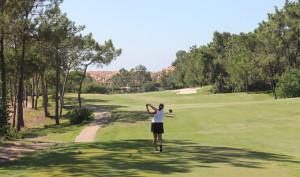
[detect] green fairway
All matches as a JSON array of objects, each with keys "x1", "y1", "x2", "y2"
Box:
[{"x1": 1, "y1": 88, "x2": 300, "y2": 177}]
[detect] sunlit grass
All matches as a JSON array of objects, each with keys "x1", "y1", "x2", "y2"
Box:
[
  {"x1": 1, "y1": 88, "x2": 300, "y2": 176},
  {"x1": 9, "y1": 97, "x2": 90, "y2": 143}
]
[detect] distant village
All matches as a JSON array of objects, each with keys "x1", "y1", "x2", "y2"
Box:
[{"x1": 87, "y1": 66, "x2": 176, "y2": 86}]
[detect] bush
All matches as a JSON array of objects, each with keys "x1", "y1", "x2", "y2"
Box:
[
  {"x1": 5, "y1": 125, "x2": 22, "y2": 140},
  {"x1": 211, "y1": 82, "x2": 220, "y2": 94},
  {"x1": 0, "y1": 101, "x2": 10, "y2": 138},
  {"x1": 276, "y1": 67, "x2": 300, "y2": 98},
  {"x1": 69, "y1": 107, "x2": 94, "y2": 125},
  {"x1": 82, "y1": 83, "x2": 108, "y2": 94},
  {"x1": 48, "y1": 88, "x2": 56, "y2": 100},
  {"x1": 142, "y1": 82, "x2": 160, "y2": 92}
]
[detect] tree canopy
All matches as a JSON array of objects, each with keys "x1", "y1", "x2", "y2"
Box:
[
  {"x1": 0, "y1": 0, "x2": 121, "y2": 133},
  {"x1": 167, "y1": 0, "x2": 300, "y2": 98}
]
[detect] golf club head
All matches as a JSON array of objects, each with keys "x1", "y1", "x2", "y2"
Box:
[{"x1": 169, "y1": 109, "x2": 172, "y2": 113}]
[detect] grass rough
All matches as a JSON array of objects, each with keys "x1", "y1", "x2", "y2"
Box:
[{"x1": 1, "y1": 88, "x2": 300, "y2": 177}]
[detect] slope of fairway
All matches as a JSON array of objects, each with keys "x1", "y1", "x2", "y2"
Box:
[{"x1": 1, "y1": 88, "x2": 299, "y2": 177}]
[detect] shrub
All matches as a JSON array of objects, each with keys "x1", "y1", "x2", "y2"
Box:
[
  {"x1": 82, "y1": 83, "x2": 108, "y2": 94},
  {"x1": 0, "y1": 101, "x2": 10, "y2": 138},
  {"x1": 69, "y1": 107, "x2": 94, "y2": 125},
  {"x1": 276, "y1": 67, "x2": 300, "y2": 98},
  {"x1": 142, "y1": 82, "x2": 160, "y2": 92},
  {"x1": 211, "y1": 82, "x2": 220, "y2": 94},
  {"x1": 5, "y1": 125, "x2": 22, "y2": 140},
  {"x1": 48, "y1": 88, "x2": 56, "y2": 100}
]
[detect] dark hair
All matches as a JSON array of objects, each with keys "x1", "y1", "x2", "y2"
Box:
[{"x1": 159, "y1": 104, "x2": 164, "y2": 110}]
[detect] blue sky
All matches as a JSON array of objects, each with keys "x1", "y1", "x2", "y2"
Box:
[{"x1": 60, "y1": 0, "x2": 287, "y2": 72}]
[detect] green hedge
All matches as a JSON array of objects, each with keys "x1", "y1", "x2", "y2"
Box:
[
  {"x1": 0, "y1": 101, "x2": 10, "y2": 138},
  {"x1": 142, "y1": 82, "x2": 160, "y2": 92},
  {"x1": 69, "y1": 107, "x2": 94, "y2": 125},
  {"x1": 82, "y1": 83, "x2": 108, "y2": 94},
  {"x1": 276, "y1": 67, "x2": 300, "y2": 98}
]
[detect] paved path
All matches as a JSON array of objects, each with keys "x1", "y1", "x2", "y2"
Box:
[
  {"x1": 0, "y1": 143, "x2": 55, "y2": 163},
  {"x1": 75, "y1": 105, "x2": 111, "y2": 143}
]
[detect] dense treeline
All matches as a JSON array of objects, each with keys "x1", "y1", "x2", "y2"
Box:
[
  {"x1": 0, "y1": 0, "x2": 121, "y2": 134},
  {"x1": 111, "y1": 65, "x2": 153, "y2": 93},
  {"x1": 162, "y1": 0, "x2": 300, "y2": 98}
]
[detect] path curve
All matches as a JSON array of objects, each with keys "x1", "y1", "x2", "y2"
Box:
[{"x1": 75, "y1": 105, "x2": 111, "y2": 143}]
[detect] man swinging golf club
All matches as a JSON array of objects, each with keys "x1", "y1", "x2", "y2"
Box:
[{"x1": 146, "y1": 103, "x2": 165, "y2": 152}]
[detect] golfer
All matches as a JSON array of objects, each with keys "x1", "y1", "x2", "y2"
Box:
[{"x1": 146, "y1": 103, "x2": 165, "y2": 152}]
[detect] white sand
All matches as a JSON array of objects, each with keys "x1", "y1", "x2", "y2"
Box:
[{"x1": 172, "y1": 87, "x2": 203, "y2": 94}]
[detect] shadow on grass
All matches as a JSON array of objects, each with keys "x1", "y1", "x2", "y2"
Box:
[
  {"x1": 23, "y1": 102, "x2": 144, "y2": 139},
  {"x1": 64, "y1": 96, "x2": 152, "y2": 124},
  {"x1": 246, "y1": 91, "x2": 274, "y2": 96},
  {"x1": 1, "y1": 139, "x2": 299, "y2": 176},
  {"x1": 22, "y1": 122, "x2": 81, "y2": 139},
  {"x1": 164, "y1": 113, "x2": 174, "y2": 118},
  {"x1": 109, "y1": 109, "x2": 152, "y2": 123},
  {"x1": 63, "y1": 96, "x2": 108, "y2": 106},
  {"x1": 84, "y1": 104, "x2": 153, "y2": 124},
  {"x1": 0, "y1": 142, "x2": 15, "y2": 146},
  {"x1": 23, "y1": 103, "x2": 126, "y2": 139}
]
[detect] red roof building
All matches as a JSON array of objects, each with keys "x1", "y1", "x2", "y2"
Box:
[
  {"x1": 87, "y1": 71, "x2": 119, "y2": 85},
  {"x1": 87, "y1": 66, "x2": 175, "y2": 85}
]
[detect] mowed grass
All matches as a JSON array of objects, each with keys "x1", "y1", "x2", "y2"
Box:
[
  {"x1": 17, "y1": 98, "x2": 90, "y2": 143},
  {"x1": 1, "y1": 87, "x2": 300, "y2": 177}
]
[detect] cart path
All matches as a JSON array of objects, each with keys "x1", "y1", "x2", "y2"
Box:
[
  {"x1": 0, "y1": 143, "x2": 55, "y2": 164},
  {"x1": 74, "y1": 105, "x2": 111, "y2": 143}
]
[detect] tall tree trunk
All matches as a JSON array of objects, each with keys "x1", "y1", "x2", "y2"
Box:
[
  {"x1": 12, "y1": 73, "x2": 18, "y2": 127},
  {"x1": 23, "y1": 82, "x2": 25, "y2": 108},
  {"x1": 31, "y1": 76, "x2": 35, "y2": 109},
  {"x1": 268, "y1": 61, "x2": 277, "y2": 99},
  {"x1": 41, "y1": 71, "x2": 49, "y2": 117},
  {"x1": 13, "y1": 82, "x2": 17, "y2": 128},
  {"x1": 78, "y1": 65, "x2": 88, "y2": 108},
  {"x1": 220, "y1": 67, "x2": 225, "y2": 93},
  {"x1": 25, "y1": 82, "x2": 28, "y2": 108},
  {"x1": 17, "y1": 37, "x2": 26, "y2": 131},
  {"x1": 0, "y1": 30, "x2": 7, "y2": 120},
  {"x1": 46, "y1": 82, "x2": 48, "y2": 106},
  {"x1": 59, "y1": 68, "x2": 71, "y2": 118},
  {"x1": 34, "y1": 73, "x2": 40, "y2": 109},
  {"x1": 10, "y1": 80, "x2": 14, "y2": 106},
  {"x1": 221, "y1": 79, "x2": 224, "y2": 93},
  {"x1": 59, "y1": 57, "x2": 76, "y2": 118},
  {"x1": 245, "y1": 78, "x2": 249, "y2": 92},
  {"x1": 270, "y1": 79, "x2": 277, "y2": 99},
  {"x1": 55, "y1": 51, "x2": 60, "y2": 125}
]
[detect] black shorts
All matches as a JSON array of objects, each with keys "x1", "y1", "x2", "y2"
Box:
[{"x1": 151, "y1": 123, "x2": 164, "y2": 134}]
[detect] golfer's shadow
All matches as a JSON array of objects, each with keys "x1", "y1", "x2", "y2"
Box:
[{"x1": 164, "y1": 113, "x2": 174, "y2": 118}]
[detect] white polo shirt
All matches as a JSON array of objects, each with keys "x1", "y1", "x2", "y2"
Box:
[{"x1": 152, "y1": 109, "x2": 164, "y2": 123}]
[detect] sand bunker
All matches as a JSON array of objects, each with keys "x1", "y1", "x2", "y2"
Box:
[{"x1": 172, "y1": 87, "x2": 203, "y2": 94}]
